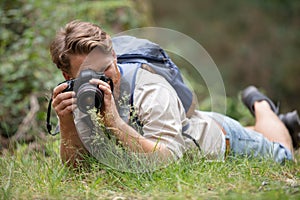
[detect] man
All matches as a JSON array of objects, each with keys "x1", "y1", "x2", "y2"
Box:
[{"x1": 50, "y1": 20, "x2": 298, "y2": 167}]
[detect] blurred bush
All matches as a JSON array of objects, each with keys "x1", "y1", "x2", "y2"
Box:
[{"x1": 0, "y1": 0, "x2": 152, "y2": 148}]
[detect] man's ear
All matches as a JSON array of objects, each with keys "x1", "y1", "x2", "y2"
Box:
[
  {"x1": 62, "y1": 71, "x2": 72, "y2": 80},
  {"x1": 112, "y1": 50, "x2": 117, "y2": 60}
]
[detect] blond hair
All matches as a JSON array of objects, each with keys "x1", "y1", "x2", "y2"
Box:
[{"x1": 50, "y1": 20, "x2": 112, "y2": 73}]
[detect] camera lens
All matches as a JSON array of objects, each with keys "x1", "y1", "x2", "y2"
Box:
[{"x1": 76, "y1": 83, "x2": 104, "y2": 113}]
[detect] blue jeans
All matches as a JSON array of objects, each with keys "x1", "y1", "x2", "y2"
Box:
[{"x1": 203, "y1": 112, "x2": 293, "y2": 163}]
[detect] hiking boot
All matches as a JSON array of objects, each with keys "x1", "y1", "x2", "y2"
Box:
[
  {"x1": 279, "y1": 110, "x2": 300, "y2": 149},
  {"x1": 241, "y1": 85, "x2": 279, "y2": 116},
  {"x1": 242, "y1": 86, "x2": 300, "y2": 149}
]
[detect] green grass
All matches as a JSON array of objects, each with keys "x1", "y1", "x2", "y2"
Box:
[{"x1": 1, "y1": 138, "x2": 300, "y2": 200}]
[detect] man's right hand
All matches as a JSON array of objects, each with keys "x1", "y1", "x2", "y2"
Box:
[
  {"x1": 52, "y1": 83, "x2": 87, "y2": 167},
  {"x1": 52, "y1": 83, "x2": 77, "y2": 121}
]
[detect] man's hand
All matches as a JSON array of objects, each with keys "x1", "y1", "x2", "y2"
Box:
[
  {"x1": 52, "y1": 83, "x2": 77, "y2": 122},
  {"x1": 89, "y1": 79, "x2": 122, "y2": 127},
  {"x1": 52, "y1": 83, "x2": 87, "y2": 166}
]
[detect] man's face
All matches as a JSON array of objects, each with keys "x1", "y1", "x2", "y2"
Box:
[{"x1": 67, "y1": 49, "x2": 120, "y2": 86}]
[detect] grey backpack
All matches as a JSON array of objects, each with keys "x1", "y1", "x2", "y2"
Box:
[{"x1": 112, "y1": 36, "x2": 195, "y2": 116}]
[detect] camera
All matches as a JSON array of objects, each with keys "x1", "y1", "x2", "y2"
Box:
[{"x1": 61, "y1": 69, "x2": 113, "y2": 113}]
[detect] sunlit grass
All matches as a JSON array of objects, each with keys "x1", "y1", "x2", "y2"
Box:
[{"x1": 0, "y1": 138, "x2": 299, "y2": 199}]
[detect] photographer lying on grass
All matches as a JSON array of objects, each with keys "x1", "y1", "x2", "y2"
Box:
[{"x1": 49, "y1": 20, "x2": 300, "y2": 168}]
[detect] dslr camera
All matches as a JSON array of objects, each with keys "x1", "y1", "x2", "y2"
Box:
[{"x1": 61, "y1": 69, "x2": 114, "y2": 113}]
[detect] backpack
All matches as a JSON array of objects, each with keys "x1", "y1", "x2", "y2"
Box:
[{"x1": 112, "y1": 35, "x2": 196, "y2": 117}]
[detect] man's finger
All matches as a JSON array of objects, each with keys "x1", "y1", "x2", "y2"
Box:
[
  {"x1": 52, "y1": 92, "x2": 75, "y2": 107},
  {"x1": 53, "y1": 83, "x2": 70, "y2": 98},
  {"x1": 89, "y1": 79, "x2": 111, "y2": 89}
]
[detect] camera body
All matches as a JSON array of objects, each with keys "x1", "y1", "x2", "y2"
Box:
[{"x1": 61, "y1": 69, "x2": 113, "y2": 113}]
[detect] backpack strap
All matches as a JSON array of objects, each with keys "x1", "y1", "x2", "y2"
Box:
[{"x1": 118, "y1": 63, "x2": 141, "y2": 106}]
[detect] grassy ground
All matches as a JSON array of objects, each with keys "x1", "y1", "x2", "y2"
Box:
[{"x1": 1, "y1": 138, "x2": 300, "y2": 200}]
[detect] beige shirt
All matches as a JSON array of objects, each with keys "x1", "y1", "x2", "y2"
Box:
[
  {"x1": 73, "y1": 68, "x2": 225, "y2": 161},
  {"x1": 134, "y1": 68, "x2": 225, "y2": 160}
]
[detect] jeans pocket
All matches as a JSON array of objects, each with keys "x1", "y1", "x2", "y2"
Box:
[{"x1": 238, "y1": 136, "x2": 257, "y2": 143}]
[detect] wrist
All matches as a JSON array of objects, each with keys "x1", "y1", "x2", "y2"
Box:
[
  {"x1": 108, "y1": 115, "x2": 125, "y2": 129},
  {"x1": 59, "y1": 115, "x2": 76, "y2": 136},
  {"x1": 59, "y1": 114, "x2": 74, "y2": 125}
]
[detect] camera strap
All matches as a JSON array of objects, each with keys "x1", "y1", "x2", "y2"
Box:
[{"x1": 46, "y1": 96, "x2": 58, "y2": 136}]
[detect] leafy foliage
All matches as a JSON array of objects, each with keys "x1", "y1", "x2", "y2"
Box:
[{"x1": 0, "y1": 0, "x2": 151, "y2": 139}]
